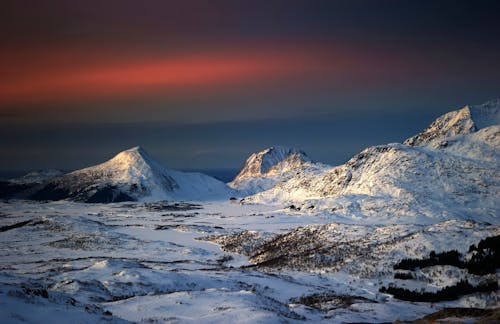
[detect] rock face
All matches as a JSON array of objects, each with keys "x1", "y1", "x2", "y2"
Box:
[
  {"x1": 228, "y1": 146, "x2": 327, "y2": 195},
  {"x1": 247, "y1": 100, "x2": 500, "y2": 224},
  {"x1": 234, "y1": 146, "x2": 311, "y2": 178},
  {"x1": 404, "y1": 99, "x2": 500, "y2": 146},
  {"x1": 24, "y1": 147, "x2": 233, "y2": 203}
]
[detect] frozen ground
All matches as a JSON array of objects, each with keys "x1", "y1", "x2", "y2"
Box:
[{"x1": 0, "y1": 200, "x2": 498, "y2": 323}]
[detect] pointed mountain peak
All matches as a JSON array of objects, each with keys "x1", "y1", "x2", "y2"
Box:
[
  {"x1": 257, "y1": 146, "x2": 311, "y2": 174},
  {"x1": 115, "y1": 146, "x2": 148, "y2": 158},
  {"x1": 109, "y1": 146, "x2": 155, "y2": 167},
  {"x1": 404, "y1": 99, "x2": 500, "y2": 146}
]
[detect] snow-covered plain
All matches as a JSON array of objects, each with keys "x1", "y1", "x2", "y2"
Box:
[{"x1": 0, "y1": 200, "x2": 498, "y2": 323}]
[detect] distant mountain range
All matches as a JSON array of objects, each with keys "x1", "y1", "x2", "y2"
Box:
[{"x1": 1, "y1": 99, "x2": 499, "y2": 223}]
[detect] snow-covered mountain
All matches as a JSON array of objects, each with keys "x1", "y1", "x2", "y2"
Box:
[
  {"x1": 246, "y1": 100, "x2": 500, "y2": 224},
  {"x1": 26, "y1": 146, "x2": 233, "y2": 203},
  {"x1": 228, "y1": 146, "x2": 328, "y2": 195},
  {"x1": 404, "y1": 99, "x2": 500, "y2": 146}
]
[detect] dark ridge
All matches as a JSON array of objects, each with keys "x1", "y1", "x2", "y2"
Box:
[
  {"x1": 290, "y1": 293, "x2": 375, "y2": 312},
  {"x1": 0, "y1": 220, "x2": 32, "y2": 232},
  {"x1": 29, "y1": 183, "x2": 72, "y2": 201},
  {"x1": 394, "y1": 272, "x2": 414, "y2": 280},
  {"x1": 380, "y1": 279, "x2": 498, "y2": 302},
  {"x1": 0, "y1": 181, "x2": 33, "y2": 199},
  {"x1": 422, "y1": 307, "x2": 500, "y2": 321}
]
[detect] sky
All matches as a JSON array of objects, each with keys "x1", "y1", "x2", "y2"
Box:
[{"x1": 1, "y1": 0, "x2": 499, "y2": 175}]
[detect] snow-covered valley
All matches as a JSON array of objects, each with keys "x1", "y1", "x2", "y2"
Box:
[
  {"x1": 1, "y1": 200, "x2": 498, "y2": 323},
  {"x1": 0, "y1": 100, "x2": 499, "y2": 323}
]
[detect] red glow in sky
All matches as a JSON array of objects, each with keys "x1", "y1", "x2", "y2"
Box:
[
  {"x1": 0, "y1": 47, "x2": 340, "y2": 105},
  {"x1": 0, "y1": 43, "x2": 438, "y2": 106}
]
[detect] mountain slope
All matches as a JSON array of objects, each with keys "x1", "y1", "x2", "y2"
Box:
[
  {"x1": 228, "y1": 146, "x2": 328, "y2": 195},
  {"x1": 246, "y1": 100, "x2": 500, "y2": 224},
  {"x1": 404, "y1": 99, "x2": 500, "y2": 146},
  {"x1": 26, "y1": 147, "x2": 233, "y2": 203}
]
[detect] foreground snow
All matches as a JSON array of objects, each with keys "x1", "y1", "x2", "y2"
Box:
[{"x1": 0, "y1": 200, "x2": 498, "y2": 323}]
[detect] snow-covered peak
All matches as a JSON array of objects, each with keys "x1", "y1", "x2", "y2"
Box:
[
  {"x1": 54, "y1": 146, "x2": 179, "y2": 201},
  {"x1": 26, "y1": 146, "x2": 233, "y2": 203},
  {"x1": 228, "y1": 146, "x2": 324, "y2": 196},
  {"x1": 102, "y1": 146, "x2": 171, "y2": 186},
  {"x1": 233, "y1": 146, "x2": 311, "y2": 180},
  {"x1": 404, "y1": 99, "x2": 500, "y2": 146}
]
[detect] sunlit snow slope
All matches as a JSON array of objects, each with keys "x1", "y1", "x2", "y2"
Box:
[
  {"x1": 246, "y1": 100, "x2": 500, "y2": 224},
  {"x1": 228, "y1": 145, "x2": 328, "y2": 195}
]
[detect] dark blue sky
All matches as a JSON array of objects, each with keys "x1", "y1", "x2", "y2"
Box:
[{"x1": 0, "y1": 0, "x2": 499, "y2": 172}]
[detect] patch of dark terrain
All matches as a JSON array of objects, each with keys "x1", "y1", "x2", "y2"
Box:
[
  {"x1": 143, "y1": 201, "x2": 202, "y2": 211},
  {"x1": 413, "y1": 307, "x2": 500, "y2": 323},
  {"x1": 215, "y1": 254, "x2": 234, "y2": 266},
  {"x1": 394, "y1": 235, "x2": 500, "y2": 275},
  {"x1": 380, "y1": 279, "x2": 498, "y2": 302},
  {"x1": 394, "y1": 271, "x2": 414, "y2": 280},
  {"x1": 0, "y1": 181, "x2": 34, "y2": 199},
  {"x1": 201, "y1": 230, "x2": 273, "y2": 255},
  {"x1": 290, "y1": 292, "x2": 376, "y2": 312},
  {"x1": 204, "y1": 225, "x2": 379, "y2": 271},
  {"x1": 160, "y1": 212, "x2": 197, "y2": 218},
  {"x1": 245, "y1": 226, "x2": 371, "y2": 271},
  {"x1": 383, "y1": 235, "x2": 500, "y2": 302},
  {"x1": 156, "y1": 224, "x2": 228, "y2": 234},
  {"x1": 28, "y1": 182, "x2": 134, "y2": 203},
  {"x1": 0, "y1": 218, "x2": 45, "y2": 232},
  {"x1": 44, "y1": 234, "x2": 128, "y2": 250}
]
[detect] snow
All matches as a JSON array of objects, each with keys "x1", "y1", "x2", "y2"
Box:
[
  {"x1": 1, "y1": 200, "x2": 498, "y2": 323},
  {"x1": 23, "y1": 146, "x2": 234, "y2": 202},
  {"x1": 0, "y1": 99, "x2": 499, "y2": 323},
  {"x1": 245, "y1": 101, "x2": 499, "y2": 225},
  {"x1": 228, "y1": 145, "x2": 328, "y2": 196},
  {"x1": 404, "y1": 98, "x2": 500, "y2": 146}
]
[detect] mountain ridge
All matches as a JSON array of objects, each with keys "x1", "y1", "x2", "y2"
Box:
[{"x1": 245, "y1": 100, "x2": 500, "y2": 224}]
